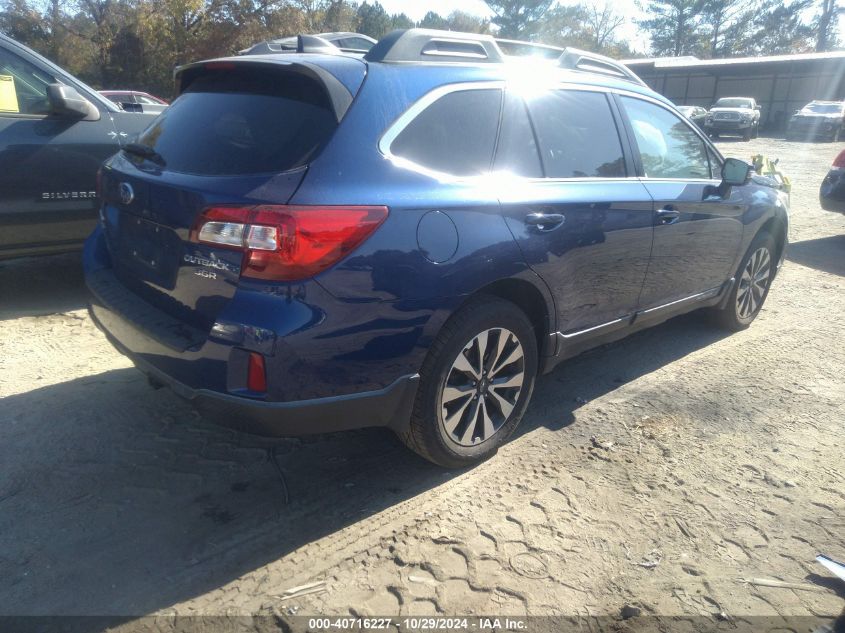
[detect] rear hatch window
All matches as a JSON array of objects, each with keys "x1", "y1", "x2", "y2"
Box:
[
  {"x1": 135, "y1": 67, "x2": 338, "y2": 176},
  {"x1": 100, "y1": 64, "x2": 347, "y2": 332}
]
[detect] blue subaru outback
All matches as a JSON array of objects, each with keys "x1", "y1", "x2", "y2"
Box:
[{"x1": 85, "y1": 29, "x2": 789, "y2": 467}]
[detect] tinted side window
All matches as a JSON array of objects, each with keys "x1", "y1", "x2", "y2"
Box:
[
  {"x1": 339, "y1": 37, "x2": 374, "y2": 51},
  {"x1": 493, "y1": 92, "x2": 542, "y2": 177},
  {"x1": 391, "y1": 89, "x2": 502, "y2": 177},
  {"x1": 621, "y1": 97, "x2": 710, "y2": 179},
  {"x1": 525, "y1": 90, "x2": 625, "y2": 178},
  {"x1": 0, "y1": 47, "x2": 56, "y2": 115}
]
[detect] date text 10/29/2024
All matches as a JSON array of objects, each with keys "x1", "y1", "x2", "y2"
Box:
[{"x1": 308, "y1": 618, "x2": 528, "y2": 631}]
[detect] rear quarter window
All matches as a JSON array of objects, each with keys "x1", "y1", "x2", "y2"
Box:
[
  {"x1": 135, "y1": 68, "x2": 337, "y2": 176},
  {"x1": 389, "y1": 89, "x2": 502, "y2": 177}
]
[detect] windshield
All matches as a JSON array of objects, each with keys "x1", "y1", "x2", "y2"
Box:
[
  {"x1": 803, "y1": 103, "x2": 843, "y2": 114},
  {"x1": 714, "y1": 98, "x2": 753, "y2": 109}
]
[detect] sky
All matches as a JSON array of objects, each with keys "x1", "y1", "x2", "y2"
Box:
[{"x1": 377, "y1": 0, "x2": 650, "y2": 52}]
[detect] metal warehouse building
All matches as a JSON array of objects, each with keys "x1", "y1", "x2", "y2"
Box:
[{"x1": 624, "y1": 52, "x2": 845, "y2": 130}]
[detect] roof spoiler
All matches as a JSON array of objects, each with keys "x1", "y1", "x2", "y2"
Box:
[
  {"x1": 173, "y1": 58, "x2": 354, "y2": 121},
  {"x1": 558, "y1": 47, "x2": 646, "y2": 87},
  {"x1": 364, "y1": 29, "x2": 504, "y2": 64}
]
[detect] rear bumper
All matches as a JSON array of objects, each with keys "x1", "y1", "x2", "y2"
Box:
[
  {"x1": 820, "y1": 170, "x2": 845, "y2": 213},
  {"x1": 84, "y1": 228, "x2": 421, "y2": 437},
  {"x1": 788, "y1": 121, "x2": 839, "y2": 137},
  {"x1": 88, "y1": 295, "x2": 419, "y2": 436}
]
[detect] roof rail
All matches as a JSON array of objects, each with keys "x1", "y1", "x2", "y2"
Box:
[
  {"x1": 495, "y1": 38, "x2": 564, "y2": 60},
  {"x1": 364, "y1": 29, "x2": 504, "y2": 64},
  {"x1": 558, "y1": 47, "x2": 646, "y2": 86}
]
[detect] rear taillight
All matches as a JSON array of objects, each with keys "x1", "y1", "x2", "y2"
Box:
[
  {"x1": 191, "y1": 205, "x2": 389, "y2": 281},
  {"x1": 247, "y1": 352, "x2": 266, "y2": 393},
  {"x1": 833, "y1": 150, "x2": 845, "y2": 169}
]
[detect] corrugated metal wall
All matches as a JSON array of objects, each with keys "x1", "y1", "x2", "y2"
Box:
[{"x1": 629, "y1": 58, "x2": 845, "y2": 129}]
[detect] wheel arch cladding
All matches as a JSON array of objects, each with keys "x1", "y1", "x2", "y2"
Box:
[
  {"x1": 759, "y1": 215, "x2": 788, "y2": 267},
  {"x1": 466, "y1": 278, "x2": 553, "y2": 363}
]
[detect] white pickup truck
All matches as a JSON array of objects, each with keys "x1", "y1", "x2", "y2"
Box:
[{"x1": 706, "y1": 97, "x2": 761, "y2": 141}]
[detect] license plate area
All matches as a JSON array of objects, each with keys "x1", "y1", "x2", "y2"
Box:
[{"x1": 117, "y1": 213, "x2": 182, "y2": 290}]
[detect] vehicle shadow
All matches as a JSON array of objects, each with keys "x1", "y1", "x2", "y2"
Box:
[
  {"x1": 787, "y1": 235, "x2": 845, "y2": 276},
  {"x1": 0, "y1": 310, "x2": 728, "y2": 623},
  {"x1": 0, "y1": 253, "x2": 87, "y2": 320}
]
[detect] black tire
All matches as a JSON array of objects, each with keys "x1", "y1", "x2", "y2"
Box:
[
  {"x1": 742, "y1": 127, "x2": 753, "y2": 141},
  {"x1": 401, "y1": 295, "x2": 538, "y2": 468},
  {"x1": 752, "y1": 122, "x2": 759, "y2": 138},
  {"x1": 710, "y1": 132, "x2": 720, "y2": 139},
  {"x1": 711, "y1": 231, "x2": 777, "y2": 331},
  {"x1": 830, "y1": 127, "x2": 842, "y2": 142}
]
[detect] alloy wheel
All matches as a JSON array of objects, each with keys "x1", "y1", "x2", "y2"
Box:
[
  {"x1": 439, "y1": 328, "x2": 525, "y2": 446},
  {"x1": 736, "y1": 247, "x2": 771, "y2": 319}
]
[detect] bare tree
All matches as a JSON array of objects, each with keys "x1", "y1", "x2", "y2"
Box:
[{"x1": 584, "y1": 1, "x2": 625, "y2": 49}]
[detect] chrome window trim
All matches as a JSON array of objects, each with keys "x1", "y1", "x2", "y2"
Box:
[{"x1": 379, "y1": 80, "x2": 648, "y2": 183}]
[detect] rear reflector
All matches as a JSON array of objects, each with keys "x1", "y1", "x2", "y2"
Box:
[
  {"x1": 191, "y1": 205, "x2": 389, "y2": 281},
  {"x1": 833, "y1": 150, "x2": 845, "y2": 169},
  {"x1": 247, "y1": 352, "x2": 267, "y2": 392}
]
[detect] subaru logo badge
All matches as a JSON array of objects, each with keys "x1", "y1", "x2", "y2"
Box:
[{"x1": 119, "y1": 182, "x2": 134, "y2": 205}]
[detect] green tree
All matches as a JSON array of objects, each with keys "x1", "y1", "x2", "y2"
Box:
[
  {"x1": 637, "y1": 0, "x2": 707, "y2": 56},
  {"x1": 815, "y1": 0, "x2": 842, "y2": 50},
  {"x1": 446, "y1": 10, "x2": 491, "y2": 33},
  {"x1": 390, "y1": 12, "x2": 413, "y2": 30},
  {"x1": 746, "y1": 0, "x2": 816, "y2": 54},
  {"x1": 538, "y1": 4, "x2": 591, "y2": 47},
  {"x1": 0, "y1": 0, "x2": 48, "y2": 50},
  {"x1": 355, "y1": 1, "x2": 390, "y2": 38},
  {"x1": 484, "y1": 0, "x2": 554, "y2": 39},
  {"x1": 418, "y1": 10, "x2": 448, "y2": 29}
]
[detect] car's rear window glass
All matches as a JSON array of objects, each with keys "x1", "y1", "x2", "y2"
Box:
[
  {"x1": 390, "y1": 89, "x2": 502, "y2": 177},
  {"x1": 135, "y1": 68, "x2": 336, "y2": 176},
  {"x1": 525, "y1": 90, "x2": 626, "y2": 178},
  {"x1": 493, "y1": 92, "x2": 543, "y2": 177}
]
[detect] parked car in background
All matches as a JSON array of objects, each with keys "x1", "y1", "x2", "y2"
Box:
[
  {"x1": 706, "y1": 97, "x2": 761, "y2": 140},
  {"x1": 786, "y1": 101, "x2": 845, "y2": 142},
  {"x1": 676, "y1": 105, "x2": 708, "y2": 131},
  {"x1": 820, "y1": 149, "x2": 845, "y2": 212},
  {"x1": 85, "y1": 29, "x2": 789, "y2": 468},
  {"x1": 0, "y1": 34, "x2": 151, "y2": 260},
  {"x1": 240, "y1": 31, "x2": 376, "y2": 56},
  {"x1": 100, "y1": 90, "x2": 168, "y2": 115}
]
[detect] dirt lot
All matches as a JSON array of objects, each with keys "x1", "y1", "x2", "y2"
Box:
[{"x1": 1, "y1": 136, "x2": 843, "y2": 625}]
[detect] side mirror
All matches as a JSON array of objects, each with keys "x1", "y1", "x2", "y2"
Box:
[
  {"x1": 754, "y1": 105, "x2": 761, "y2": 111},
  {"x1": 721, "y1": 157, "x2": 752, "y2": 187},
  {"x1": 47, "y1": 83, "x2": 99, "y2": 121}
]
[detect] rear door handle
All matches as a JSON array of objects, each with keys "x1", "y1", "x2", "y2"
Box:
[
  {"x1": 525, "y1": 213, "x2": 565, "y2": 230},
  {"x1": 655, "y1": 207, "x2": 681, "y2": 225}
]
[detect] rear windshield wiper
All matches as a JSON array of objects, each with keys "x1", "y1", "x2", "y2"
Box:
[{"x1": 123, "y1": 142, "x2": 166, "y2": 166}]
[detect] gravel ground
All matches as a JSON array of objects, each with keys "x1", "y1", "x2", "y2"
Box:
[{"x1": 0, "y1": 137, "x2": 843, "y2": 625}]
